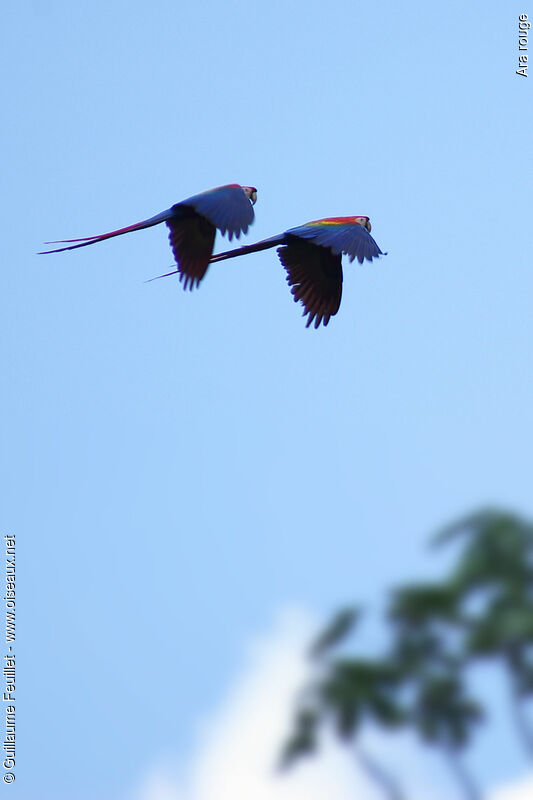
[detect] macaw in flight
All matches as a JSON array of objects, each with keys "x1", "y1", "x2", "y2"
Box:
[
  {"x1": 157, "y1": 216, "x2": 384, "y2": 328},
  {"x1": 39, "y1": 184, "x2": 257, "y2": 291}
]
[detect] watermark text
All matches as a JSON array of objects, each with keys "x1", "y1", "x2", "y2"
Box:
[
  {"x1": 517, "y1": 13, "x2": 530, "y2": 76},
  {"x1": 3, "y1": 534, "x2": 15, "y2": 785}
]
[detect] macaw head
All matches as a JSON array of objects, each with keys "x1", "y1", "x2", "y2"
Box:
[
  {"x1": 353, "y1": 216, "x2": 371, "y2": 232},
  {"x1": 243, "y1": 186, "x2": 258, "y2": 205}
]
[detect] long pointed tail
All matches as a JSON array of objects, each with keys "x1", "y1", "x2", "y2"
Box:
[
  {"x1": 144, "y1": 268, "x2": 181, "y2": 283},
  {"x1": 38, "y1": 207, "x2": 175, "y2": 254},
  {"x1": 209, "y1": 234, "x2": 285, "y2": 263},
  {"x1": 145, "y1": 233, "x2": 285, "y2": 282}
]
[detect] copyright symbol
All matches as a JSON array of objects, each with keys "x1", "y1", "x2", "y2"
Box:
[{"x1": 3, "y1": 772, "x2": 15, "y2": 783}]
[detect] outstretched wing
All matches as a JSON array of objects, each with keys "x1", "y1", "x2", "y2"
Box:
[
  {"x1": 176, "y1": 184, "x2": 255, "y2": 242},
  {"x1": 278, "y1": 240, "x2": 343, "y2": 329},
  {"x1": 287, "y1": 218, "x2": 383, "y2": 264},
  {"x1": 166, "y1": 213, "x2": 216, "y2": 291}
]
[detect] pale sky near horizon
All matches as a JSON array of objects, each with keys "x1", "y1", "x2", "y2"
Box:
[
  {"x1": 2, "y1": 2, "x2": 533, "y2": 798},
  {"x1": 135, "y1": 612, "x2": 533, "y2": 800}
]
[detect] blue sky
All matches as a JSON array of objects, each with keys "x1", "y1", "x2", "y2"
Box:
[{"x1": 2, "y1": 1, "x2": 533, "y2": 798}]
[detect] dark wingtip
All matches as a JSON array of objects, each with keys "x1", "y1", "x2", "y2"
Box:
[{"x1": 179, "y1": 273, "x2": 201, "y2": 292}]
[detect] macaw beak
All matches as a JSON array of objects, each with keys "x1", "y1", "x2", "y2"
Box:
[
  {"x1": 251, "y1": 190, "x2": 257, "y2": 205},
  {"x1": 366, "y1": 220, "x2": 372, "y2": 232}
]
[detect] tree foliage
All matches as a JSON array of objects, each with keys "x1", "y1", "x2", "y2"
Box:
[{"x1": 282, "y1": 507, "x2": 533, "y2": 799}]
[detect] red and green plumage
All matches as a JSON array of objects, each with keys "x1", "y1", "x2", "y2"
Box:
[
  {"x1": 208, "y1": 216, "x2": 384, "y2": 328},
  {"x1": 39, "y1": 183, "x2": 257, "y2": 291}
]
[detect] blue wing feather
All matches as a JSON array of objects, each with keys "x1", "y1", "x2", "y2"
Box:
[
  {"x1": 286, "y1": 221, "x2": 383, "y2": 263},
  {"x1": 177, "y1": 184, "x2": 255, "y2": 241}
]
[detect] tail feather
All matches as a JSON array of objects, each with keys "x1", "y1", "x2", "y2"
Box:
[
  {"x1": 39, "y1": 208, "x2": 174, "y2": 254},
  {"x1": 209, "y1": 234, "x2": 285, "y2": 263},
  {"x1": 144, "y1": 268, "x2": 180, "y2": 283},
  {"x1": 145, "y1": 233, "x2": 285, "y2": 283}
]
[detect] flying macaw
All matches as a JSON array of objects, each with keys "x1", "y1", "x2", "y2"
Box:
[
  {"x1": 39, "y1": 184, "x2": 258, "y2": 290},
  {"x1": 206, "y1": 216, "x2": 385, "y2": 328}
]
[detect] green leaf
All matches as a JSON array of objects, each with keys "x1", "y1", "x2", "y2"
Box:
[{"x1": 309, "y1": 608, "x2": 360, "y2": 659}]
